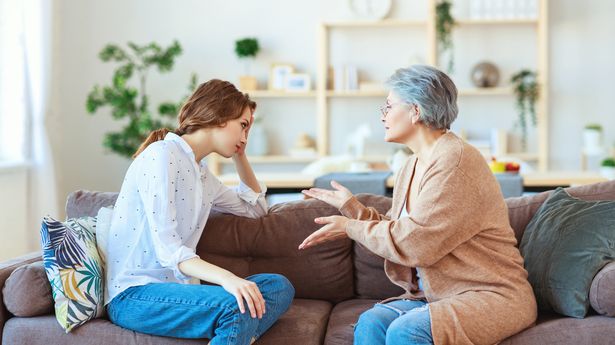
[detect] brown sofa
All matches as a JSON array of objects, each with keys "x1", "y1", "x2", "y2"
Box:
[{"x1": 3, "y1": 180, "x2": 615, "y2": 345}]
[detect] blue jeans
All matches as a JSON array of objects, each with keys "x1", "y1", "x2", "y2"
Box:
[
  {"x1": 107, "y1": 273, "x2": 294, "y2": 345},
  {"x1": 354, "y1": 299, "x2": 433, "y2": 345}
]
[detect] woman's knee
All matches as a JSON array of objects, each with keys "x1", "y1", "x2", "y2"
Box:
[
  {"x1": 355, "y1": 306, "x2": 391, "y2": 333},
  {"x1": 386, "y1": 309, "x2": 432, "y2": 344},
  {"x1": 254, "y1": 273, "x2": 295, "y2": 305}
]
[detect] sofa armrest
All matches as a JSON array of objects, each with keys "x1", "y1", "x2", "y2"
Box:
[{"x1": 0, "y1": 252, "x2": 42, "y2": 339}]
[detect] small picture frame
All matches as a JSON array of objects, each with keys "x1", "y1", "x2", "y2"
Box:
[
  {"x1": 269, "y1": 64, "x2": 294, "y2": 91},
  {"x1": 285, "y1": 73, "x2": 311, "y2": 92}
]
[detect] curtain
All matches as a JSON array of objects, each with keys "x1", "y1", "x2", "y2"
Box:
[{"x1": 0, "y1": 0, "x2": 59, "y2": 251}]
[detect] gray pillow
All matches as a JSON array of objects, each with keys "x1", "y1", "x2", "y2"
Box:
[
  {"x1": 2, "y1": 261, "x2": 53, "y2": 317},
  {"x1": 520, "y1": 187, "x2": 615, "y2": 318}
]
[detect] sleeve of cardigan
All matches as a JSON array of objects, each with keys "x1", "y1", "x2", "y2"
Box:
[
  {"x1": 344, "y1": 168, "x2": 483, "y2": 267},
  {"x1": 339, "y1": 196, "x2": 391, "y2": 221}
]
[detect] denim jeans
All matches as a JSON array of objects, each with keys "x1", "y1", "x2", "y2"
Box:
[
  {"x1": 354, "y1": 299, "x2": 432, "y2": 345},
  {"x1": 107, "y1": 273, "x2": 294, "y2": 345}
]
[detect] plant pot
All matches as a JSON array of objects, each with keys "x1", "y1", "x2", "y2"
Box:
[
  {"x1": 600, "y1": 166, "x2": 615, "y2": 180},
  {"x1": 583, "y1": 129, "x2": 603, "y2": 155},
  {"x1": 239, "y1": 76, "x2": 258, "y2": 91}
]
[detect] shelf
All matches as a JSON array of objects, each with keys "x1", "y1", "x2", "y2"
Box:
[
  {"x1": 521, "y1": 171, "x2": 607, "y2": 187},
  {"x1": 219, "y1": 173, "x2": 318, "y2": 189},
  {"x1": 218, "y1": 155, "x2": 390, "y2": 164},
  {"x1": 323, "y1": 20, "x2": 427, "y2": 28},
  {"x1": 219, "y1": 171, "x2": 605, "y2": 190},
  {"x1": 456, "y1": 18, "x2": 538, "y2": 26},
  {"x1": 244, "y1": 90, "x2": 316, "y2": 98},
  {"x1": 218, "y1": 155, "x2": 319, "y2": 164},
  {"x1": 458, "y1": 87, "x2": 513, "y2": 96},
  {"x1": 326, "y1": 87, "x2": 513, "y2": 98},
  {"x1": 327, "y1": 90, "x2": 387, "y2": 98},
  {"x1": 502, "y1": 152, "x2": 539, "y2": 161}
]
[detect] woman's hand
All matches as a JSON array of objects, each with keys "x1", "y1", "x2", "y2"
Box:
[
  {"x1": 298, "y1": 215, "x2": 350, "y2": 250},
  {"x1": 220, "y1": 273, "x2": 266, "y2": 319},
  {"x1": 301, "y1": 180, "x2": 353, "y2": 210}
]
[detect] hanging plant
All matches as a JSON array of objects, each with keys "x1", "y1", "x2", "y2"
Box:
[
  {"x1": 436, "y1": 0, "x2": 455, "y2": 74},
  {"x1": 511, "y1": 69, "x2": 539, "y2": 150}
]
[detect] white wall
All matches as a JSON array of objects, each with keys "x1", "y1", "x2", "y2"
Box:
[
  {"x1": 49, "y1": 0, "x2": 615, "y2": 213},
  {"x1": 0, "y1": 166, "x2": 29, "y2": 261}
]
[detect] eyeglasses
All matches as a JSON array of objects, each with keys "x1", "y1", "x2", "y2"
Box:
[{"x1": 380, "y1": 102, "x2": 409, "y2": 117}]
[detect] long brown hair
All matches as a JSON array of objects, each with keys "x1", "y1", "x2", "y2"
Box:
[{"x1": 133, "y1": 79, "x2": 256, "y2": 158}]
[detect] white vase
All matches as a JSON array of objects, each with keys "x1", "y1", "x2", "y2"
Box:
[
  {"x1": 583, "y1": 129, "x2": 603, "y2": 155},
  {"x1": 246, "y1": 122, "x2": 268, "y2": 156},
  {"x1": 600, "y1": 167, "x2": 615, "y2": 180}
]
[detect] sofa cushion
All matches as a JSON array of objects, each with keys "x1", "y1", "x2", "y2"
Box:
[
  {"x1": 65, "y1": 190, "x2": 355, "y2": 303},
  {"x1": 499, "y1": 312, "x2": 615, "y2": 345},
  {"x1": 506, "y1": 180, "x2": 615, "y2": 244},
  {"x1": 349, "y1": 195, "x2": 406, "y2": 300},
  {"x1": 353, "y1": 243, "x2": 405, "y2": 300},
  {"x1": 40, "y1": 216, "x2": 105, "y2": 332},
  {"x1": 2, "y1": 261, "x2": 53, "y2": 317},
  {"x1": 200, "y1": 198, "x2": 354, "y2": 303},
  {"x1": 519, "y1": 188, "x2": 615, "y2": 318},
  {"x1": 590, "y1": 261, "x2": 615, "y2": 316},
  {"x1": 1, "y1": 299, "x2": 331, "y2": 345},
  {"x1": 323, "y1": 299, "x2": 377, "y2": 345}
]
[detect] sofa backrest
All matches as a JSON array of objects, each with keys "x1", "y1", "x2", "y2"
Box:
[
  {"x1": 66, "y1": 190, "x2": 355, "y2": 304},
  {"x1": 199, "y1": 199, "x2": 354, "y2": 303},
  {"x1": 505, "y1": 180, "x2": 615, "y2": 244},
  {"x1": 65, "y1": 180, "x2": 615, "y2": 303}
]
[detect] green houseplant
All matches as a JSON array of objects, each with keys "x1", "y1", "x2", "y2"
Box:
[
  {"x1": 511, "y1": 69, "x2": 539, "y2": 150},
  {"x1": 235, "y1": 37, "x2": 260, "y2": 90},
  {"x1": 86, "y1": 40, "x2": 197, "y2": 158},
  {"x1": 436, "y1": 0, "x2": 455, "y2": 74},
  {"x1": 601, "y1": 157, "x2": 615, "y2": 180}
]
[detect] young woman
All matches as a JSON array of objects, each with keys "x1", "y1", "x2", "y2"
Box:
[
  {"x1": 299, "y1": 65, "x2": 536, "y2": 345},
  {"x1": 105, "y1": 79, "x2": 294, "y2": 345}
]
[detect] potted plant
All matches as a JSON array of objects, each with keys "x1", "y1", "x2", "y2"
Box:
[
  {"x1": 511, "y1": 69, "x2": 539, "y2": 150},
  {"x1": 436, "y1": 0, "x2": 455, "y2": 74},
  {"x1": 600, "y1": 157, "x2": 615, "y2": 180},
  {"x1": 583, "y1": 123, "x2": 603, "y2": 155},
  {"x1": 235, "y1": 37, "x2": 260, "y2": 91},
  {"x1": 86, "y1": 40, "x2": 197, "y2": 158}
]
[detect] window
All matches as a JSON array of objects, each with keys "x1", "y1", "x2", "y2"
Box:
[{"x1": 0, "y1": 0, "x2": 27, "y2": 163}]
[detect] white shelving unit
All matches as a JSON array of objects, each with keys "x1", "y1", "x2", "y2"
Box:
[{"x1": 209, "y1": 0, "x2": 549, "y2": 176}]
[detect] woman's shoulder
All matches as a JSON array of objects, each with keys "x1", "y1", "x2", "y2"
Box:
[
  {"x1": 431, "y1": 133, "x2": 490, "y2": 175},
  {"x1": 137, "y1": 140, "x2": 182, "y2": 160}
]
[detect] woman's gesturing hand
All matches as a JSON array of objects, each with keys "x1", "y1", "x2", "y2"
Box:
[
  {"x1": 301, "y1": 180, "x2": 353, "y2": 210},
  {"x1": 298, "y1": 215, "x2": 350, "y2": 250},
  {"x1": 220, "y1": 274, "x2": 266, "y2": 319}
]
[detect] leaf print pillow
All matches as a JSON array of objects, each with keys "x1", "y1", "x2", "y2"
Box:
[{"x1": 40, "y1": 215, "x2": 104, "y2": 332}]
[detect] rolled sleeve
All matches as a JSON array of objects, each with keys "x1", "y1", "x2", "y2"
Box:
[
  {"x1": 212, "y1": 177, "x2": 269, "y2": 218},
  {"x1": 235, "y1": 180, "x2": 267, "y2": 206}
]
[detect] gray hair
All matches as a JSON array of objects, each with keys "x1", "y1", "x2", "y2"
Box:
[{"x1": 385, "y1": 65, "x2": 458, "y2": 130}]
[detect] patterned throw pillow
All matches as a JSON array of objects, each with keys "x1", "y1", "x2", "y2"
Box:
[{"x1": 40, "y1": 215, "x2": 104, "y2": 332}]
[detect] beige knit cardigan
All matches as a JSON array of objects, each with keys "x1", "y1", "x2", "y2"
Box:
[{"x1": 340, "y1": 132, "x2": 537, "y2": 345}]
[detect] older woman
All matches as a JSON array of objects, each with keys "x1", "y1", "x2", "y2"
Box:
[{"x1": 299, "y1": 65, "x2": 537, "y2": 345}]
